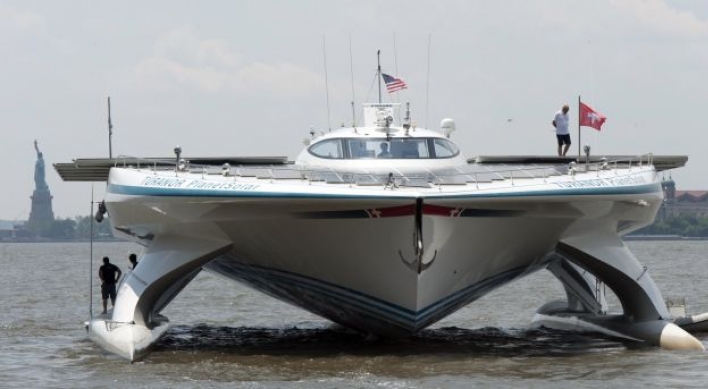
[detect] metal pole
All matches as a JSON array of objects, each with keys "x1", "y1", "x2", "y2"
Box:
[
  {"x1": 89, "y1": 185, "x2": 94, "y2": 319},
  {"x1": 108, "y1": 97, "x2": 113, "y2": 159},
  {"x1": 377, "y1": 50, "x2": 382, "y2": 104},
  {"x1": 426, "y1": 34, "x2": 432, "y2": 129},
  {"x1": 322, "y1": 35, "x2": 331, "y2": 132},
  {"x1": 349, "y1": 35, "x2": 356, "y2": 127},
  {"x1": 578, "y1": 95, "x2": 581, "y2": 159}
]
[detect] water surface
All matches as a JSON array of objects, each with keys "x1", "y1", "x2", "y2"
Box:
[{"x1": 1, "y1": 241, "x2": 706, "y2": 388}]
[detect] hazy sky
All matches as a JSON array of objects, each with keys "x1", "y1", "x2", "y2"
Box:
[{"x1": 1, "y1": 0, "x2": 707, "y2": 220}]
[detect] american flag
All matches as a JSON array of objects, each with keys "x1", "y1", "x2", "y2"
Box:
[{"x1": 382, "y1": 73, "x2": 407, "y2": 93}]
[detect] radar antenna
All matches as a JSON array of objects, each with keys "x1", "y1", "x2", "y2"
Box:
[{"x1": 107, "y1": 97, "x2": 113, "y2": 159}]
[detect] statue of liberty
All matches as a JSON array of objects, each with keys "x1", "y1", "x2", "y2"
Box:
[{"x1": 34, "y1": 140, "x2": 48, "y2": 190}]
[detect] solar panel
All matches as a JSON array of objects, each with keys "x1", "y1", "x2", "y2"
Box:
[
  {"x1": 271, "y1": 169, "x2": 304, "y2": 179},
  {"x1": 353, "y1": 174, "x2": 384, "y2": 186},
  {"x1": 202, "y1": 167, "x2": 223, "y2": 175},
  {"x1": 435, "y1": 176, "x2": 468, "y2": 185},
  {"x1": 308, "y1": 171, "x2": 346, "y2": 184},
  {"x1": 237, "y1": 168, "x2": 259, "y2": 177},
  {"x1": 254, "y1": 169, "x2": 273, "y2": 179},
  {"x1": 497, "y1": 169, "x2": 534, "y2": 179},
  {"x1": 400, "y1": 177, "x2": 431, "y2": 188}
]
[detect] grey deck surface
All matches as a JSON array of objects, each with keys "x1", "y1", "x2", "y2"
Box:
[{"x1": 54, "y1": 155, "x2": 688, "y2": 182}]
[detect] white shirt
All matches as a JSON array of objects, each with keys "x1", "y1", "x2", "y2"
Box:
[{"x1": 554, "y1": 110, "x2": 569, "y2": 135}]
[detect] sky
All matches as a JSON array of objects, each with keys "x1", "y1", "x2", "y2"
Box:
[{"x1": 1, "y1": 0, "x2": 707, "y2": 221}]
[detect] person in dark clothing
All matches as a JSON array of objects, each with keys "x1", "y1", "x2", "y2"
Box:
[
  {"x1": 99, "y1": 256, "x2": 122, "y2": 314},
  {"x1": 128, "y1": 253, "x2": 138, "y2": 270}
]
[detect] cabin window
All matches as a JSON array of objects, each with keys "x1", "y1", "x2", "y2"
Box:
[
  {"x1": 349, "y1": 140, "x2": 376, "y2": 159},
  {"x1": 309, "y1": 139, "x2": 344, "y2": 159},
  {"x1": 432, "y1": 139, "x2": 459, "y2": 158},
  {"x1": 389, "y1": 139, "x2": 429, "y2": 159},
  {"x1": 310, "y1": 137, "x2": 458, "y2": 160}
]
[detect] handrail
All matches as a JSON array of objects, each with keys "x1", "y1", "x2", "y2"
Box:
[{"x1": 109, "y1": 153, "x2": 658, "y2": 189}]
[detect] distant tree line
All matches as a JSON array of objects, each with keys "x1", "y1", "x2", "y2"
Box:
[
  {"x1": 632, "y1": 214, "x2": 708, "y2": 237},
  {"x1": 25, "y1": 216, "x2": 114, "y2": 240}
]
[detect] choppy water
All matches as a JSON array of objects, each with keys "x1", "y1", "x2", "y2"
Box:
[{"x1": 1, "y1": 241, "x2": 706, "y2": 388}]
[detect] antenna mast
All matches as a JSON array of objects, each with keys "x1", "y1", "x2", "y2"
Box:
[
  {"x1": 377, "y1": 50, "x2": 382, "y2": 104},
  {"x1": 349, "y1": 35, "x2": 356, "y2": 127},
  {"x1": 322, "y1": 35, "x2": 331, "y2": 132},
  {"x1": 107, "y1": 97, "x2": 113, "y2": 159},
  {"x1": 425, "y1": 34, "x2": 432, "y2": 129}
]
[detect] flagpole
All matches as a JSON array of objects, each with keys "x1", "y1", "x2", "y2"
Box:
[
  {"x1": 577, "y1": 95, "x2": 581, "y2": 159},
  {"x1": 377, "y1": 50, "x2": 382, "y2": 104},
  {"x1": 89, "y1": 184, "x2": 94, "y2": 319}
]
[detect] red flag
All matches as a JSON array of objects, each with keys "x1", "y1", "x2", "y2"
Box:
[{"x1": 579, "y1": 102, "x2": 606, "y2": 131}]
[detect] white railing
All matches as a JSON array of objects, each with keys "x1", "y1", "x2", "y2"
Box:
[{"x1": 111, "y1": 154, "x2": 657, "y2": 190}]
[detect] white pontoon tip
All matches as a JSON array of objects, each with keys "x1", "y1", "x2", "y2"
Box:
[
  {"x1": 88, "y1": 318, "x2": 169, "y2": 361},
  {"x1": 660, "y1": 322, "x2": 705, "y2": 351}
]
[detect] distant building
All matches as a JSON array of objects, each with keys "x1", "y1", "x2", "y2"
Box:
[
  {"x1": 660, "y1": 177, "x2": 708, "y2": 218},
  {"x1": 0, "y1": 220, "x2": 29, "y2": 240},
  {"x1": 0, "y1": 220, "x2": 15, "y2": 239}
]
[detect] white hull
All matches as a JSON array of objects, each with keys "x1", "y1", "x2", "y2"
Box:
[
  {"x1": 87, "y1": 314, "x2": 169, "y2": 361},
  {"x1": 531, "y1": 312, "x2": 704, "y2": 350},
  {"x1": 89, "y1": 161, "x2": 705, "y2": 359},
  {"x1": 54, "y1": 104, "x2": 699, "y2": 359}
]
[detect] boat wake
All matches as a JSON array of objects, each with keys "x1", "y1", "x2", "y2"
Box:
[{"x1": 155, "y1": 324, "x2": 625, "y2": 358}]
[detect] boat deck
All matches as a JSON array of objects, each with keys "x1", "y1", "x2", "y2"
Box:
[{"x1": 54, "y1": 155, "x2": 687, "y2": 184}]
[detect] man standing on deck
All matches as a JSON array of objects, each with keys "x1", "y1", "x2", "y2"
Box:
[
  {"x1": 552, "y1": 104, "x2": 571, "y2": 156},
  {"x1": 99, "y1": 257, "x2": 122, "y2": 314}
]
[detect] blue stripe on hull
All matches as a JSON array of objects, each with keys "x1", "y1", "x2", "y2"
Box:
[
  {"x1": 205, "y1": 258, "x2": 534, "y2": 334},
  {"x1": 107, "y1": 181, "x2": 661, "y2": 201}
]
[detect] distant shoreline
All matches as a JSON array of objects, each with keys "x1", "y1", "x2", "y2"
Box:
[
  {"x1": 0, "y1": 238, "x2": 121, "y2": 244},
  {"x1": 622, "y1": 235, "x2": 708, "y2": 241}
]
